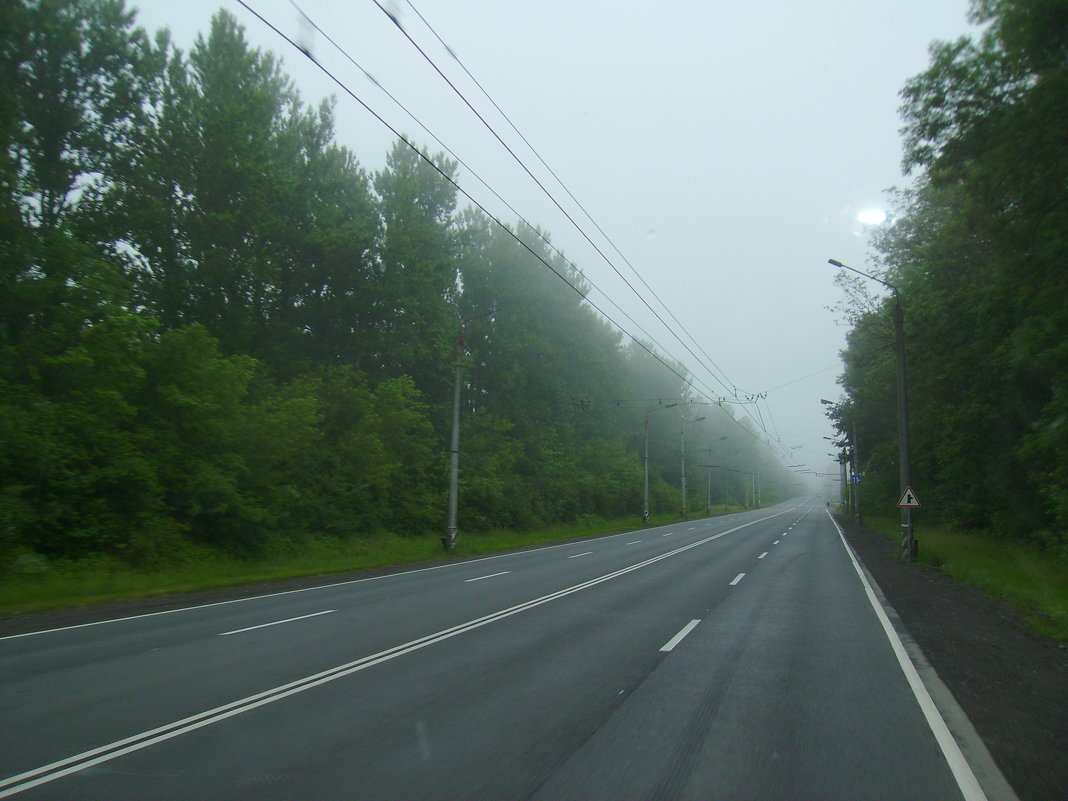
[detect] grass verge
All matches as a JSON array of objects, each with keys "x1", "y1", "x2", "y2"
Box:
[
  {"x1": 0, "y1": 506, "x2": 746, "y2": 617},
  {"x1": 865, "y1": 515, "x2": 1068, "y2": 640}
]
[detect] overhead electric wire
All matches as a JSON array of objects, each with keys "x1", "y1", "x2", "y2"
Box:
[
  {"x1": 383, "y1": 2, "x2": 780, "y2": 446},
  {"x1": 370, "y1": 0, "x2": 746, "y2": 409},
  {"x1": 234, "y1": 0, "x2": 751, "y2": 427},
  {"x1": 251, "y1": 1, "x2": 783, "y2": 454},
  {"x1": 270, "y1": 1, "x2": 776, "y2": 451},
  {"x1": 282, "y1": 0, "x2": 669, "y2": 356},
  {"x1": 402, "y1": 0, "x2": 741, "y2": 398}
]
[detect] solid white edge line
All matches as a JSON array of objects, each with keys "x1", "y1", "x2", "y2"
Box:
[
  {"x1": 729, "y1": 572, "x2": 745, "y2": 586},
  {"x1": 0, "y1": 507, "x2": 798, "y2": 796},
  {"x1": 218, "y1": 610, "x2": 335, "y2": 637},
  {"x1": 659, "y1": 619, "x2": 701, "y2": 652},
  {"x1": 825, "y1": 510, "x2": 988, "y2": 801},
  {"x1": 567, "y1": 552, "x2": 593, "y2": 559},
  {"x1": 463, "y1": 571, "x2": 511, "y2": 583}
]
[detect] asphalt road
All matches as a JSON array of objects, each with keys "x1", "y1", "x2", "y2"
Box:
[{"x1": 0, "y1": 501, "x2": 988, "y2": 799}]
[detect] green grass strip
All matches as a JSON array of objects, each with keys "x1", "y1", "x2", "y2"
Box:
[
  {"x1": 0, "y1": 507, "x2": 746, "y2": 617},
  {"x1": 865, "y1": 516, "x2": 1068, "y2": 640}
]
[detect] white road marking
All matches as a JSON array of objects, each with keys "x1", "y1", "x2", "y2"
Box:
[
  {"x1": 218, "y1": 610, "x2": 335, "y2": 637},
  {"x1": 625, "y1": 540, "x2": 643, "y2": 545},
  {"x1": 826, "y1": 510, "x2": 988, "y2": 801},
  {"x1": 0, "y1": 510, "x2": 798, "y2": 797},
  {"x1": 662, "y1": 532, "x2": 673, "y2": 537},
  {"x1": 687, "y1": 527, "x2": 696, "y2": 531},
  {"x1": 568, "y1": 551, "x2": 594, "y2": 559},
  {"x1": 730, "y1": 572, "x2": 746, "y2": 586},
  {"x1": 2, "y1": 520, "x2": 699, "y2": 642},
  {"x1": 464, "y1": 571, "x2": 511, "y2": 583},
  {"x1": 659, "y1": 619, "x2": 701, "y2": 652},
  {"x1": 758, "y1": 552, "x2": 768, "y2": 559},
  {"x1": 773, "y1": 540, "x2": 780, "y2": 545}
]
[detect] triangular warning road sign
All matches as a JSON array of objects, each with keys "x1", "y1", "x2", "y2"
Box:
[{"x1": 897, "y1": 486, "x2": 921, "y2": 508}]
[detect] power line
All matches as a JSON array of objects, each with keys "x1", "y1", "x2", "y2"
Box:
[
  {"x1": 371, "y1": 0, "x2": 744, "y2": 408},
  {"x1": 249, "y1": 1, "x2": 783, "y2": 456},
  {"x1": 235, "y1": 0, "x2": 731, "y2": 415},
  {"x1": 268, "y1": 1, "x2": 780, "y2": 452},
  {"x1": 283, "y1": 0, "x2": 669, "y2": 355},
  {"x1": 402, "y1": 0, "x2": 742, "y2": 398}
]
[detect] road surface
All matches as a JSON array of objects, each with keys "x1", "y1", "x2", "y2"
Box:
[{"x1": 0, "y1": 501, "x2": 987, "y2": 799}]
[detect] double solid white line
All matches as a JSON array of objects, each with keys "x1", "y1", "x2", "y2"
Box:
[{"x1": 1, "y1": 509, "x2": 791, "y2": 798}]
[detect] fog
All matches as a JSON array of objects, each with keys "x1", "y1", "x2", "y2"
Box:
[{"x1": 131, "y1": 0, "x2": 978, "y2": 489}]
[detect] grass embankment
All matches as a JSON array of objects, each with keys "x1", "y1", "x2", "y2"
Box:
[
  {"x1": 0, "y1": 506, "x2": 745, "y2": 617},
  {"x1": 866, "y1": 516, "x2": 1068, "y2": 640}
]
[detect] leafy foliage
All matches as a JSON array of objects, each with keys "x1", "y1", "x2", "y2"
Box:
[
  {"x1": 833, "y1": 0, "x2": 1067, "y2": 550},
  {"x1": 0, "y1": 1, "x2": 790, "y2": 574}
]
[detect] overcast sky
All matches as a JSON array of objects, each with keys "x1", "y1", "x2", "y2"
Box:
[{"x1": 130, "y1": 0, "x2": 979, "y2": 490}]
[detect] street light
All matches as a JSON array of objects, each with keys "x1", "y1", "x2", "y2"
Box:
[
  {"x1": 644, "y1": 403, "x2": 678, "y2": 524},
  {"x1": 680, "y1": 415, "x2": 706, "y2": 516},
  {"x1": 828, "y1": 258, "x2": 915, "y2": 560},
  {"x1": 706, "y1": 436, "x2": 728, "y2": 514}
]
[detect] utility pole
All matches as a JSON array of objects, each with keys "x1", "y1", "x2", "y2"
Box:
[
  {"x1": 679, "y1": 415, "x2": 705, "y2": 516},
  {"x1": 680, "y1": 423, "x2": 686, "y2": 517},
  {"x1": 852, "y1": 417, "x2": 862, "y2": 524},
  {"x1": 706, "y1": 442, "x2": 712, "y2": 515},
  {"x1": 893, "y1": 297, "x2": 915, "y2": 559},
  {"x1": 829, "y1": 259, "x2": 915, "y2": 560},
  {"x1": 705, "y1": 435, "x2": 728, "y2": 515},
  {"x1": 444, "y1": 309, "x2": 494, "y2": 553},
  {"x1": 644, "y1": 403, "x2": 677, "y2": 524}
]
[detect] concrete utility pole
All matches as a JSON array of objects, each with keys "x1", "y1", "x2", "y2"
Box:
[
  {"x1": 445, "y1": 309, "x2": 494, "y2": 553},
  {"x1": 644, "y1": 403, "x2": 677, "y2": 524},
  {"x1": 852, "y1": 418, "x2": 862, "y2": 524},
  {"x1": 829, "y1": 259, "x2": 915, "y2": 560},
  {"x1": 705, "y1": 436, "x2": 728, "y2": 514},
  {"x1": 680, "y1": 415, "x2": 706, "y2": 516}
]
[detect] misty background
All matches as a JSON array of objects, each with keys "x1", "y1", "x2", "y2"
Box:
[{"x1": 130, "y1": 0, "x2": 979, "y2": 486}]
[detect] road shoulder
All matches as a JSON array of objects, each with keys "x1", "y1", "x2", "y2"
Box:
[{"x1": 837, "y1": 514, "x2": 1066, "y2": 801}]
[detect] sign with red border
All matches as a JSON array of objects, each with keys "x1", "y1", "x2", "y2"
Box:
[{"x1": 897, "y1": 486, "x2": 921, "y2": 508}]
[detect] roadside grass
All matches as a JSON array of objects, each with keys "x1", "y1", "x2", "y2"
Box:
[
  {"x1": 866, "y1": 516, "x2": 1068, "y2": 640},
  {"x1": 0, "y1": 506, "x2": 747, "y2": 617}
]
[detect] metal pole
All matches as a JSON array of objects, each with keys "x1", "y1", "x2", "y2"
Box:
[
  {"x1": 444, "y1": 309, "x2": 494, "y2": 553},
  {"x1": 852, "y1": 418, "x2": 862, "y2": 524},
  {"x1": 643, "y1": 415, "x2": 650, "y2": 525},
  {"x1": 829, "y1": 261, "x2": 916, "y2": 561},
  {"x1": 680, "y1": 423, "x2": 686, "y2": 517},
  {"x1": 894, "y1": 298, "x2": 915, "y2": 560},
  {"x1": 706, "y1": 442, "x2": 712, "y2": 515},
  {"x1": 445, "y1": 328, "x2": 463, "y2": 552},
  {"x1": 840, "y1": 458, "x2": 847, "y2": 513}
]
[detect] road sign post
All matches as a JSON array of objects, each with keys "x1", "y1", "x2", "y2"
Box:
[{"x1": 897, "y1": 486, "x2": 921, "y2": 560}]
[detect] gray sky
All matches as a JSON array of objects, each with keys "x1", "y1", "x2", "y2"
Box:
[{"x1": 131, "y1": 0, "x2": 978, "y2": 489}]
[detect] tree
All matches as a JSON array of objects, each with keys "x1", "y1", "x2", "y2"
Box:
[{"x1": 837, "y1": 0, "x2": 1068, "y2": 545}]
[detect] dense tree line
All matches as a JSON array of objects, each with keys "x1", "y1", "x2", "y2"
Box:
[
  {"x1": 0, "y1": 1, "x2": 790, "y2": 571},
  {"x1": 831, "y1": 0, "x2": 1066, "y2": 550}
]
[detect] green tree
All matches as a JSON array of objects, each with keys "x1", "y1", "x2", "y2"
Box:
[{"x1": 837, "y1": 0, "x2": 1067, "y2": 546}]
